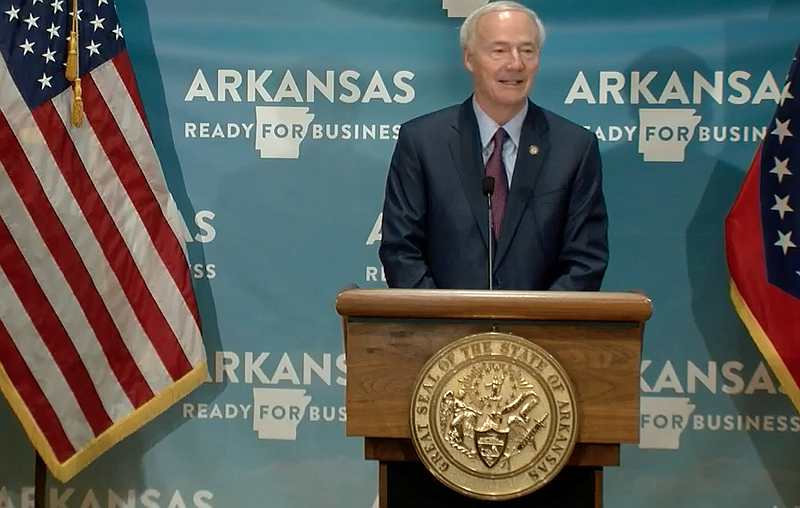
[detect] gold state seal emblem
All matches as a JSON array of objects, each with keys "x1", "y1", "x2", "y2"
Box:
[{"x1": 409, "y1": 332, "x2": 578, "y2": 500}]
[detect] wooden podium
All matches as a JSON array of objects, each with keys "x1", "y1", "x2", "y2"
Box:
[{"x1": 336, "y1": 289, "x2": 652, "y2": 508}]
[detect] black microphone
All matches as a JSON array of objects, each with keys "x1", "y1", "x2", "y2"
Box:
[
  {"x1": 482, "y1": 176, "x2": 495, "y2": 197},
  {"x1": 482, "y1": 176, "x2": 495, "y2": 290}
]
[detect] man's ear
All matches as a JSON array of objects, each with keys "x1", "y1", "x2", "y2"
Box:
[{"x1": 463, "y1": 48, "x2": 474, "y2": 73}]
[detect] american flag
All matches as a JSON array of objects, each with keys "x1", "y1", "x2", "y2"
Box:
[
  {"x1": 725, "y1": 44, "x2": 800, "y2": 411},
  {"x1": 0, "y1": 0, "x2": 206, "y2": 481}
]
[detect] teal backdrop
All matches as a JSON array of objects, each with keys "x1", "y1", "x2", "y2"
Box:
[{"x1": 1, "y1": 1, "x2": 799, "y2": 508}]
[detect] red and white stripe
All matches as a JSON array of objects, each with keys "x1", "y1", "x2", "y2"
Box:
[
  {"x1": 0, "y1": 265, "x2": 91, "y2": 457},
  {"x1": 0, "y1": 52, "x2": 204, "y2": 463},
  {"x1": 93, "y1": 55, "x2": 190, "y2": 263}
]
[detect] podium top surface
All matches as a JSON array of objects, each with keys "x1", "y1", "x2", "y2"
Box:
[{"x1": 335, "y1": 289, "x2": 652, "y2": 323}]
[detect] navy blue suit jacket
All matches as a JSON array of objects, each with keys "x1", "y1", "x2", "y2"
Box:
[{"x1": 378, "y1": 97, "x2": 608, "y2": 290}]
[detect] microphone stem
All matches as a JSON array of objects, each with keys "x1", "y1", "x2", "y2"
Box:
[{"x1": 487, "y1": 195, "x2": 493, "y2": 290}]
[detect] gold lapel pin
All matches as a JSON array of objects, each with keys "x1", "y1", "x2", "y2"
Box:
[{"x1": 528, "y1": 145, "x2": 539, "y2": 155}]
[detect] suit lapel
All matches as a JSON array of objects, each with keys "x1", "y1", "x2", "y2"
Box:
[
  {"x1": 494, "y1": 101, "x2": 550, "y2": 267},
  {"x1": 450, "y1": 98, "x2": 491, "y2": 250}
]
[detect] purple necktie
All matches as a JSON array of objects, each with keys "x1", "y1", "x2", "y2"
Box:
[{"x1": 485, "y1": 128, "x2": 508, "y2": 240}]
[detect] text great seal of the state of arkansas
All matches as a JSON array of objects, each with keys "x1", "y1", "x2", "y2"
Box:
[{"x1": 409, "y1": 332, "x2": 579, "y2": 500}]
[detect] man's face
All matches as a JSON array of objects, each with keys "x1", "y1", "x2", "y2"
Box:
[{"x1": 464, "y1": 10, "x2": 540, "y2": 118}]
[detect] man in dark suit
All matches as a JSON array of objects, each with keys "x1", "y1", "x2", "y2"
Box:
[{"x1": 379, "y1": 1, "x2": 608, "y2": 292}]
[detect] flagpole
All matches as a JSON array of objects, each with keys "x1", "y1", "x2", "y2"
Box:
[{"x1": 35, "y1": 452, "x2": 46, "y2": 508}]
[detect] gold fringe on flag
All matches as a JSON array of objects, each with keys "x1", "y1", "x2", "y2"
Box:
[
  {"x1": 0, "y1": 359, "x2": 209, "y2": 482},
  {"x1": 65, "y1": 0, "x2": 83, "y2": 127}
]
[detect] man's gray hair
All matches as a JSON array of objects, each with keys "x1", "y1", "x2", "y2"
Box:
[{"x1": 459, "y1": 1, "x2": 546, "y2": 51}]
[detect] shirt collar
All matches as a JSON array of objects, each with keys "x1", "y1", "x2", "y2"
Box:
[{"x1": 472, "y1": 96, "x2": 528, "y2": 152}]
